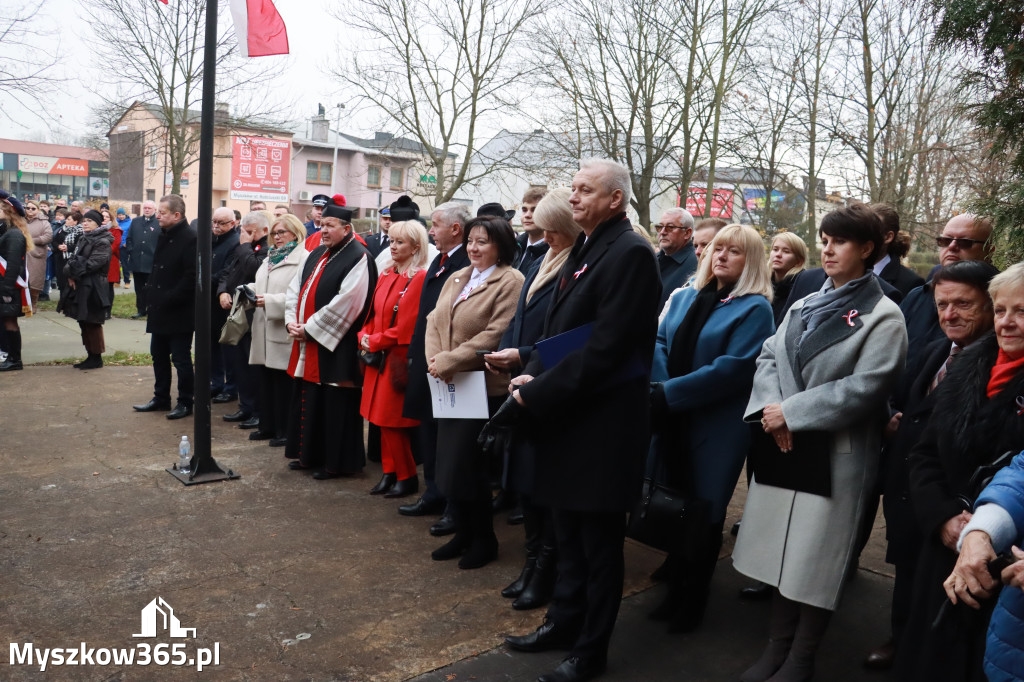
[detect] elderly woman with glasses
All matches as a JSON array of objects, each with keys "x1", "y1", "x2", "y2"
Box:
[{"x1": 247, "y1": 214, "x2": 307, "y2": 446}]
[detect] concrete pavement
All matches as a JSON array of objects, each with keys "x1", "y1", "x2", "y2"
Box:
[{"x1": 0, "y1": 364, "x2": 898, "y2": 682}]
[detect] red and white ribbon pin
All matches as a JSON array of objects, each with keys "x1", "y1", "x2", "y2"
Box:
[
  {"x1": 573, "y1": 264, "x2": 588, "y2": 280},
  {"x1": 842, "y1": 309, "x2": 859, "y2": 327}
]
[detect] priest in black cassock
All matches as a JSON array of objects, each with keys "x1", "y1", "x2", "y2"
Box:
[{"x1": 284, "y1": 198, "x2": 377, "y2": 480}]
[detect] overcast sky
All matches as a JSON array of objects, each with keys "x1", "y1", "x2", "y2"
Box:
[{"x1": 3, "y1": 0, "x2": 361, "y2": 143}]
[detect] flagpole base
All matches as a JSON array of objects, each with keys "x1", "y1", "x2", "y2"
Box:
[{"x1": 166, "y1": 457, "x2": 240, "y2": 486}]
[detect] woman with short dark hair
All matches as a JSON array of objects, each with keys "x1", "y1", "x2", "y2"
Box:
[
  {"x1": 425, "y1": 215, "x2": 524, "y2": 569},
  {"x1": 734, "y1": 204, "x2": 907, "y2": 681},
  {"x1": 63, "y1": 210, "x2": 114, "y2": 369}
]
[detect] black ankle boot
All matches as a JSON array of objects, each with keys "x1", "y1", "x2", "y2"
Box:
[
  {"x1": 502, "y1": 555, "x2": 537, "y2": 598},
  {"x1": 76, "y1": 354, "x2": 103, "y2": 370},
  {"x1": 514, "y1": 544, "x2": 557, "y2": 610},
  {"x1": 432, "y1": 502, "x2": 470, "y2": 561},
  {"x1": 0, "y1": 329, "x2": 22, "y2": 371},
  {"x1": 369, "y1": 472, "x2": 397, "y2": 495},
  {"x1": 460, "y1": 500, "x2": 498, "y2": 569}
]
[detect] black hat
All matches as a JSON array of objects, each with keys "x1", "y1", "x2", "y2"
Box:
[
  {"x1": 100, "y1": 202, "x2": 110, "y2": 210},
  {"x1": 321, "y1": 194, "x2": 352, "y2": 222},
  {"x1": 477, "y1": 202, "x2": 515, "y2": 222},
  {"x1": 311, "y1": 194, "x2": 330, "y2": 208},
  {"x1": 83, "y1": 209, "x2": 104, "y2": 225},
  {"x1": 0, "y1": 189, "x2": 26, "y2": 218},
  {"x1": 389, "y1": 195, "x2": 419, "y2": 222}
]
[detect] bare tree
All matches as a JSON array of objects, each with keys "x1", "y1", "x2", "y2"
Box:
[
  {"x1": 333, "y1": 0, "x2": 541, "y2": 204},
  {"x1": 88, "y1": 0, "x2": 286, "y2": 194},
  {"x1": 0, "y1": 1, "x2": 62, "y2": 127}
]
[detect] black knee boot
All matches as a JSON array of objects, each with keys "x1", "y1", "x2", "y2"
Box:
[
  {"x1": 667, "y1": 523, "x2": 724, "y2": 633},
  {"x1": 459, "y1": 499, "x2": 498, "y2": 569},
  {"x1": 0, "y1": 329, "x2": 23, "y2": 371}
]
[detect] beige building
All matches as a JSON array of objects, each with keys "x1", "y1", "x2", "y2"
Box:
[{"x1": 107, "y1": 102, "x2": 293, "y2": 219}]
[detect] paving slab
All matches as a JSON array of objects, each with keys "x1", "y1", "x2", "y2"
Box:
[{"x1": 0, "y1": 366, "x2": 896, "y2": 681}]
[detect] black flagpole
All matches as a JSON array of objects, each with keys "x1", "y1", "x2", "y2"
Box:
[{"x1": 168, "y1": 0, "x2": 238, "y2": 485}]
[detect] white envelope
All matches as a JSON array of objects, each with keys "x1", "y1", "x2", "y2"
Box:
[{"x1": 428, "y1": 371, "x2": 489, "y2": 419}]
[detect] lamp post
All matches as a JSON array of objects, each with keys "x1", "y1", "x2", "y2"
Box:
[{"x1": 329, "y1": 103, "x2": 345, "y2": 195}]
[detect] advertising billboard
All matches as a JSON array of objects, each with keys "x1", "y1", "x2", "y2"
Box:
[
  {"x1": 683, "y1": 186, "x2": 734, "y2": 219},
  {"x1": 18, "y1": 155, "x2": 89, "y2": 177},
  {"x1": 229, "y1": 135, "x2": 290, "y2": 202}
]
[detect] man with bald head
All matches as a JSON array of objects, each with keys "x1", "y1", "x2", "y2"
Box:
[
  {"x1": 125, "y1": 199, "x2": 161, "y2": 318},
  {"x1": 900, "y1": 213, "x2": 994, "y2": 364},
  {"x1": 209, "y1": 207, "x2": 240, "y2": 402}
]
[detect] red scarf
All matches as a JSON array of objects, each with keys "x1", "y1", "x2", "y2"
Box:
[
  {"x1": 986, "y1": 349, "x2": 1024, "y2": 398},
  {"x1": 288, "y1": 250, "x2": 333, "y2": 383}
]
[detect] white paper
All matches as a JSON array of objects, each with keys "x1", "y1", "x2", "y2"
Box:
[{"x1": 428, "y1": 371, "x2": 489, "y2": 419}]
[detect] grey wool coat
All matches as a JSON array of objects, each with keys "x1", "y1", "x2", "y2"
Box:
[{"x1": 732, "y1": 276, "x2": 907, "y2": 611}]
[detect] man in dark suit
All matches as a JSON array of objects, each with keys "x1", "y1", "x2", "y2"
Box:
[
  {"x1": 304, "y1": 194, "x2": 328, "y2": 237},
  {"x1": 398, "y1": 201, "x2": 472, "y2": 528},
  {"x1": 503, "y1": 159, "x2": 661, "y2": 682},
  {"x1": 514, "y1": 187, "x2": 549, "y2": 274},
  {"x1": 899, "y1": 213, "x2": 994, "y2": 368},
  {"x1": 131, "y1": 195, "x2": 197, "y2": 420},
  {"x1": 864, "y1": 260, "x2": 998, "y2": 670},
  {"x1": 654, "y1": 207, "x2": 697, "y2": 310},
  {"x1": 365, "y1": 207, "x2": 391, "y2": 258},
  {"x1": 124, "y1": 199, "x2": 161, "y2": 318},
  {"x1": 871, "y1": 203, "x2": 925, "y2": 298}
]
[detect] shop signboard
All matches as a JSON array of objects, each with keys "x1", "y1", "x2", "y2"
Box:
[
  {"x1": 229, "y1": 135, "x2": 290, "y2": 202},
  {"x1": 17, "y1": 155, "x2": 89, "y2": 176}
]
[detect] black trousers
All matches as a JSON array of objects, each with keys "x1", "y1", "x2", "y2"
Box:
[
  {"x1": 257, "y1": 366, "x2": 292, "y2": 439},
  {"x1": 151, "y1": 331, "x2": 194, "y2": 406},
  {"x1": 546, "y1": 509, "x2": 627, "y2": 662},
  {"x1": 223, "y1": 333, "x2": 257, "y2": 415},
  {"x1": 133, "y1": 272, "x2": 150, "y2": 314},
  {"x1": 413, "y1": 419, "x2": 443, "y2": 504}
]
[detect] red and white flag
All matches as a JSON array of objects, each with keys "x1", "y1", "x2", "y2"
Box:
[
  {"x1": 228, "y1": 0, "x2": 290, "y2": 57},
  {"x1": 156, "y1": 0, "x2": 290, "y2": 58}
]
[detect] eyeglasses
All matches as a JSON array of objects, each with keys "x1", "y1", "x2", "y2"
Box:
[
  {"x1": 654, "y1": 223, "x2": 687, "y2": 232},
  {"x1": 212, "y1": 219, "x2": 234, "y2": 226},
  {"x1": 26, "y1": 206, "x2": 38, "y2": 211},
  {"x1": 936, "y1": 236, "x2": 986, "y2": 249},
  {"x1": 271, "y1": 229, "x2": 291, "y2": 237}
]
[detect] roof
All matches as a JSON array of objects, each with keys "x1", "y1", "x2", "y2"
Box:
[
  {"x1": 338, "y1": 131, "x2": 454, "y2": 159},
  {"x1": 108, "y1": 101, "x2": 293, "y2": 137},
  {"x1": 0, "y1": 138, "x2": 108, "y2": 161}
]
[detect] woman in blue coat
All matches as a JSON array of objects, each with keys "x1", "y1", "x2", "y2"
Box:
[{"x1": 648, "y1": 223, "x2": 776, "y2": 633}]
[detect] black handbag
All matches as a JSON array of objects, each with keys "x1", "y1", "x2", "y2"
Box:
[
  {"x1": 358, "y1": 276, "x2": 413, "y2": 370},
  {"x1": 627, "y1": 425, "x2": 711, "y2": 558}
]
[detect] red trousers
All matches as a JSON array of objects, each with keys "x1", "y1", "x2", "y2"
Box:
[{"x1": 380, "y1": 426, "x2": 416, "y2": 480}]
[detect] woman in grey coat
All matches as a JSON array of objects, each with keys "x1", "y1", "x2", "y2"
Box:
[{"x1": 734, "y1": 204, "x2": 907, "y2": 682}]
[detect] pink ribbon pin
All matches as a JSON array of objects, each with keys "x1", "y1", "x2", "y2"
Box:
[
  {"x1": 573, "y1": 264, "x2": 588, "y2": 280},
  {"x1": 842, "y1": 309, "x2": 859, "y2": 327},
  {"x1": 720, "y1": 295, "x2": 735, "y2": 304}
]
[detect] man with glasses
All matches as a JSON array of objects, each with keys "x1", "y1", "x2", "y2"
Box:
[
  {"x1": 209, "y1": 207, "x2": 240, "y2": 404},
  {"x1": 900, "y1": 213, "x2": 994, "y2": 365},
  {"x1": 654, "y1": 207, "x2": 697, "y2": 309}
]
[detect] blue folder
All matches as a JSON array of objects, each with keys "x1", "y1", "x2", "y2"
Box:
[{"x1": 535, "y1": 323, "x2": 647, "y2": 382}]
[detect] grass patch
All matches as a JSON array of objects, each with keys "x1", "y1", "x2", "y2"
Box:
[
  {"x1": 32, "y1": 350, "x2": 153, "y2": 367},
  {"x1": 32, "y1": 291, "x2": 140, "y2": 319}
]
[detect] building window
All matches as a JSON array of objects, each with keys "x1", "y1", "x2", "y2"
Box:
[
  {"x1": 367, "y1": 165, "x2": 381, "y2": 188},
  {"x1": 148, "y1": 147, "x2": 158, "y2": 169},
  {"x1": 306, "y1": 161, "x2": 332, "y2": 185},
  {"x1": 365, "y1": 208, "x2": 378, "y2": 220},
  {"x1": 146, "y1": 189, "x2": 156, "y2": 201},
  {"x1": 390, "y1": 167, "x2": 404, "y2": 190}
]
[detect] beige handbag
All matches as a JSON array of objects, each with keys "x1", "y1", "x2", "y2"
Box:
[{"x1": 218, "y1": 289, "x2": 252, "y2": 345}]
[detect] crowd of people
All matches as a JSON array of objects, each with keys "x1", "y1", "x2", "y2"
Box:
[{"x1": 5, "y1": 154, "x2": 1024, "y2": 682}]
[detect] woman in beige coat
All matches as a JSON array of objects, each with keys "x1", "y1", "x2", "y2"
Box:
[
  {"x1": 425, "y1": 215, "x2": 524, "y2": 570},
  {"x1": 248, "y1": 214, "x2": 308, "y2": 446},
  {"x1": 24, "y1": 200, "x2": 53, "y2": 310}
]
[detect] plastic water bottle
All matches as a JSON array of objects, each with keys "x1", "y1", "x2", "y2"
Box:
[{"x1": 178, "y1": 436, "x2": 191, "y2": 473}]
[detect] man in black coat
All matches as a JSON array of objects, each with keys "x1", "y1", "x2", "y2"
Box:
[
  {"x1": 865, "y1": 260, "x2": 999, "y2": 670},
  {"x1": 132, "y1": 195, "x2": 197, "y2": 419},
  {"x1": 513, "y1": 187, "x2": 549, "y2": 274},
  {"x1": 398, "y1": 201, "x2": 472, "y2": 524},
  {"x1": 124, "y1": 200, "x2": 161, "y2": 318},
  {"x1": 504, "y1": 159, "x2": 661, "y2": 682},
  {"x1": 209, "y1": 207, "x2": 240, "y2": 403},
  {"x1": 654, "y1": 207, "x2": 697, "y2": 310},
  {"x1": 899, "y1": 213, "x2": 994, "y2": 370},
  {"x1": 364, "y1": 207, "x2": 391, "y2": 258},
  {"x1": 216, "y1": 210, "x2": 269, "y2": 427}
]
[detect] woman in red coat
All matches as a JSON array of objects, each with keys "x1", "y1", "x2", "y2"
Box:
[
  {"x1": 103, "y1": 209, "x2": 121, "y2": 320},
  {"x1": 358, "y1": 220, "x2": 429, "y2": 498}
]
